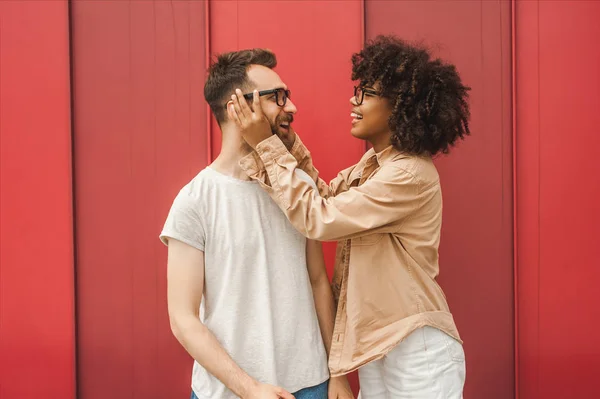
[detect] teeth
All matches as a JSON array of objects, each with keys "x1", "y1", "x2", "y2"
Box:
[{"x1": 351, "y1": 113, "x2": 363, "y2": 120}]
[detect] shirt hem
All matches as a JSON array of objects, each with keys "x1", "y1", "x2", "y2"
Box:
[
  {"x1": 291, "y1": 375, "x2": 330, "y2": 394},
  {"x1": 329, "y1": 311, "x2": 461, "y2": 377},
  {"x1": 159, "y1": 231, "x2": 205, "y2": 252},
  {"x1": 191, "y1": 372, "x2": 330, "y2": 399}
]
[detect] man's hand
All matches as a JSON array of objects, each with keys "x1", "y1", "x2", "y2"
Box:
[
  {"x1": 228, "y1": 89, "x2": 272, "y2": 149},
  {"x1": 328, "y1": 376, "x2": 354, "y2": 399},
  {"x1": 244, "y1": 382, "x2": 295, "y2": 399}
]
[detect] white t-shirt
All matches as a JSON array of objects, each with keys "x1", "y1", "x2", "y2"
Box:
[{"x1": 160, "y1": 166, "x2": 329, "y2": 399}]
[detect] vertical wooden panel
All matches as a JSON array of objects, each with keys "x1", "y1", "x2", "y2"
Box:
[
  {"x1": 0, "y1": 1, "x2": 75, "y2": 398},
  {"x1": 365, "y1": 1, "x2": 514, "y2": 398},
  {"x1": 71, "y1": 1, "x2": 207, "y2": 397},
  {"x1": 208, "y1": 0, "x2": 365, "y2": 393},
  {"x1": 515, "y1": 1, "x2": 540, "y2": 398},
  {"x1": 517, "y1": 1, "x2": 600, "y2": 398}
]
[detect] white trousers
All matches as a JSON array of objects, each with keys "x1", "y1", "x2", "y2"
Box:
[{"x1": 357, "y1": 326, "x2": 466, "y2": 399}]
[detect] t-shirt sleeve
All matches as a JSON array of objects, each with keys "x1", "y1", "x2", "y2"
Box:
[{"x1": 159, "y1": 189, "x2": 206, "y2": 252}]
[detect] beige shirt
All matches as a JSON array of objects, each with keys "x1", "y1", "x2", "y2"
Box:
[{"x1": 240, "y1": 135, "x2": 461, "y2": 377}]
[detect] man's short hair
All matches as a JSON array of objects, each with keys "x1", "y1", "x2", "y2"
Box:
[{"x1": 204, "y1": 49, "x2": 277, "y2": 124}]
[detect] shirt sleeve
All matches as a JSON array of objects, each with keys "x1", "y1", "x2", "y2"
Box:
[
  {"x1": 240, "y1": 134, "x2": 360, "y2": 199},
  {"x1": 159, "y1": 189, "x2": 206, "y2": 252},
  {"x1": 241, "y1": 135, "x2": 425, "y2": 242}
]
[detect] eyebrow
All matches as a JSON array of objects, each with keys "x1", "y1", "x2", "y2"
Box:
[{"x1": 267, "y1": 86, "x2": 287, "y2": 93}]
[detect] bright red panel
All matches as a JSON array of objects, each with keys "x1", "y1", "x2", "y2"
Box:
[
  {"x1": 208, "y1": 0, "x2": 365, "y2": 393},
  {"x1": 71, "y1": 1, "x2": 208, "y2": 398},
  {"x1": 517, "y1": 1, "x2": 600, "y2": 398},
  {"x1": 366, "y1": 1, "x2": 514, "y2": 398},
  {"x1": 0, "y1": 1, "x2": 75, "y2": 398},
  {"x1": 515, "y1": 2, "x2": 541, "y2": 398}
]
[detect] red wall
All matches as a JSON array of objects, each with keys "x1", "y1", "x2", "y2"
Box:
[
  {"x1": 366, "y1": 1, "x2": 515, "y2": 397},
  {"x1": 2, "y1": 1, "x2": 600, "y2": 398},
  {"x1": 0, "y1": 1, "x2": 75, "y2": 398},
  {"x1": 516, "y1": 1, "x2": 600, "y2": 398},
  {"x1": 70, "y1": 1, "x2": 208, "y2": 398}
]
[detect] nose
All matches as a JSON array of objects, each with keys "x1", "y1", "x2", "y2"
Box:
[
  {"x1": 283, "y1": 99, "x2": 297, "y2": 114},
  {"x1": 350, "y1": 96, "x2": 358, "y2": 106}
]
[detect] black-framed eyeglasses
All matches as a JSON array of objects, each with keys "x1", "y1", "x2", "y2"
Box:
[
  {"x1": 354, "y1": 86, "x2": 379, "y2": 105},
  {"x1": 226, "y1": 88, "x2": 291, "y2": 108}
]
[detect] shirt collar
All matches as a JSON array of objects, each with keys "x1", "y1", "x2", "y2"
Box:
[{"x1": 362, "y1": 144, "x2": 403, "y2": 167}]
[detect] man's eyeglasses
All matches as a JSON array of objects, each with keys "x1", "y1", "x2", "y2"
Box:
[
  {"x1": 225, "y1": 88, "x2": 291, "y2": 108},
  {"x1": 354, "y1": 86, "x2": 379, "y2": 105}
]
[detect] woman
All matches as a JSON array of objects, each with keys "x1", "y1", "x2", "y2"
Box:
[{"x1": 230, "y1": 35, "x2": 471, "y2": 398}]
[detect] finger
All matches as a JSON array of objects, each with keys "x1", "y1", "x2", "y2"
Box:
[
  {"x1": 252, "y1": 89, "x2": 264, "y2": 118},
  {"x1": 277, "y1": 388, "x2": 295, "y2": 399},
  {"x1": 227, "y1": 102, "x2": 242, "y2": 126},
  {"x1": 235, "y1": 88, "x2": 254, "y2": 118},
  {"x1": 231, "y1": 94, "x2": 246, "y2": 124}
]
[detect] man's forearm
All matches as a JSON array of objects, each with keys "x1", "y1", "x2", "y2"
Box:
[
  {"x1": 311, "y1": 278, "x2": 337, "y2": 356},
  {"x1": 172, "y1": 316, "x2": 257, "y2": 397}
]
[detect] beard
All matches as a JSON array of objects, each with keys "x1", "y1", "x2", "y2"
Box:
[
  {"x1": 269, "y1": 113, "x2": 295, "y2": 150},
  {"x1": 270, "y1": 113, "x2": 294, "y2": 135}
]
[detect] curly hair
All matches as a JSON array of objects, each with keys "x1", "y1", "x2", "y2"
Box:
[{"x1": 352, "y1": 35, "x2": 471, "y2": 156}]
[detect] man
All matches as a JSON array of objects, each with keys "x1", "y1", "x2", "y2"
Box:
[
  {"x1": 229, "y1": 36, "x2": 469, "y2": 398},
  {"x1": 160, "y1": 49, "x2": 353, "y2": 399}
]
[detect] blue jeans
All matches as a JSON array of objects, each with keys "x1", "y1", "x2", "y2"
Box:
[
  {"x1": 190, "y1": 380, "x2": 328, "y2": 399},
  {"x1": 292, "y1": 380, "x2": 328, "y2": 399}
]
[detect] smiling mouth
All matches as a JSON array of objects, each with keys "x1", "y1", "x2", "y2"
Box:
[{"x1": 351, "y1": 113, "x2": 363, "y2": 124}]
